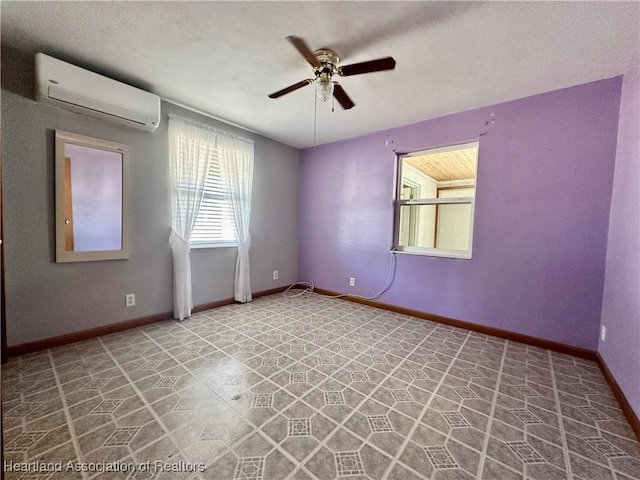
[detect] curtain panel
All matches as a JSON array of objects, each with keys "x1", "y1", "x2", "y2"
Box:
[
  {"x1": 169, "y1": 117, "x2": 218, "y2": 319},
  {"x1": 219, "y1": 135, "x2": 254, "y2": 303},
  {"x1": 169, "y1": 115, "x2": 255, "y2": 320}
]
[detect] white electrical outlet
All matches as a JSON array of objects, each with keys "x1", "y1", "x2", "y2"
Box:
[
  {"x1": 273, "y1": 270, "x2": 279, "y2": 280},
  {"x1": 600, "y1": 325, "x2": 606, "y2": 342},
  {"x1": 349, "y1": 277, "x2": 355, "y2": 287},
  {"x1": 125, "y1": 293, "x2": 136, "y2": 307}
]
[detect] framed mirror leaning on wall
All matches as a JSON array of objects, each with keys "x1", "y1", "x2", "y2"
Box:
[{"x1": 55, "y1": 131, "x2": 130, "y2": 262}]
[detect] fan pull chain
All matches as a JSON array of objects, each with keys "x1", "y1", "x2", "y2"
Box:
[{"x1": 313, "y1": 89, "x2": 318, "y2": 148}]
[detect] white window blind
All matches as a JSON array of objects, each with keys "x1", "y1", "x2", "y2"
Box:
[
  {"x1": 174, "y1": 137, "x2": 238, "y2": 247},
  {"x1": 191, "y1": 144, "x2": 238, "y2": 246}
]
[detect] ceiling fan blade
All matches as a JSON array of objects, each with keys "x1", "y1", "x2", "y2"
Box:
[
  {"x1": 333, "y1": 84, "x2": 355, "y2": 110},
  {"x1": 339, "y1": 57, "x2": 396, "y2": 76},
  {"x1": 268, "y1": 79, "x2": 313, "y2": 99},
  {"x1": 287, "y1": 36, "x2": 321, "y2": 68}
]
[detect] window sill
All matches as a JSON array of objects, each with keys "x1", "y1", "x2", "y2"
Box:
[
  {"x1": 190, "y1": 242, "x2": 238, "y2": 249},
  {"x1": 392, "y1": 247, "x2": 472, "y2": 260}
]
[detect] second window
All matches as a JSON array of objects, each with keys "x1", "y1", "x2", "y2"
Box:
[{"x1": 394, "y1": 141, "x2": 479, "y2": 259}]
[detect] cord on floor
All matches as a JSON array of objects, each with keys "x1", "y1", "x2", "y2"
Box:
[{"x1": 281, "y1": 251, "x2": 397, "y2": 302}]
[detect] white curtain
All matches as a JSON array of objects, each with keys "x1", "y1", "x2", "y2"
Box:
[
  {"x1": 168, "y1": 116, "x2": 217, "y2": 320},
  {"x1": 219, "y1": 134, "x2": 255, "y2": 303}
]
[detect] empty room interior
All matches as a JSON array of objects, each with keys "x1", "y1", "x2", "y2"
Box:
[{"x1": 1, "y1": 2, "x2": 639, "y2": 479}]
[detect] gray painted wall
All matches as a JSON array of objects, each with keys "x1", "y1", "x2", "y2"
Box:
[{"x1": 1, "y1": 54, "x2": 300, "y2": 346}]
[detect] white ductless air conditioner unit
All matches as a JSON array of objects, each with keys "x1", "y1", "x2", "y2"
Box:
[{"x1": 35, "y1": 53, "x2": 161, "y2": 132}]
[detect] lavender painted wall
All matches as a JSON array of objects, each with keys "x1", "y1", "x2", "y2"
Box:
[
  {"x1": 599, "y1": 49, "x2": 640, "y2": 417},
  {"x1": 299, "y1": 78, "x2": 622, "y2": 350}
]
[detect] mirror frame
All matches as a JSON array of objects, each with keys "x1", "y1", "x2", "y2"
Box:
[{"x1": 55, "y1": 130, "x2": 130, "y2": 262}]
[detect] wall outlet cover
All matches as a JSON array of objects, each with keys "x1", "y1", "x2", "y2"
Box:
[{"x1": 125, "y1": 293, "x2": 136, "y2": 307}]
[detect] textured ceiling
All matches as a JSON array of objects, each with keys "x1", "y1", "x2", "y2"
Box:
[{"x1": 2, "y1": 1, "x2": 638, "y2": 149}]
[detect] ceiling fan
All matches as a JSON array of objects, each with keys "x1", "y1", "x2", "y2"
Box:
[{"x1": 268, "y1": 36, "x2": 396, "y2": 110}]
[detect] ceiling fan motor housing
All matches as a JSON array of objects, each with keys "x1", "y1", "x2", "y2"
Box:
[{"x1": 313, "y1": 48, "x2": 339, "y2": 79}]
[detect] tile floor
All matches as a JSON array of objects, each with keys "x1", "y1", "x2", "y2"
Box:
[{"x1": 2, "y1": 292, "x2": 639, "y2": 480}]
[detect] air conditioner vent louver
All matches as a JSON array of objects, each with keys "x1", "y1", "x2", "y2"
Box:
[{"x1": 47, "y1": 86, "x2": 148, "y2": 125}]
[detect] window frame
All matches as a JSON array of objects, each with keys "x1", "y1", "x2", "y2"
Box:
[
  {"x1": 173, "y1": 136, "x2": 238, "y2": 249},
  {"x1": 54, "y1": 130, "x2": 130, "y2": 263},
  {"x1": 392, "y1": 141, "x2": 479, "y2": 260}
]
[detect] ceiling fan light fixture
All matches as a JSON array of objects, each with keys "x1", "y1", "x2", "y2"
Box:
[{"x1": 315, "y1": 76, "x2": 334, "y2": 102}]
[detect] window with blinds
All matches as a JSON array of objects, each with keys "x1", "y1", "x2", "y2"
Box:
[
  {"x1": 179, "y1": 143, "x2": 238, "y2": 247},
  {"x1": 190, "y1": 158, "x2": 237, "y2": 246}
]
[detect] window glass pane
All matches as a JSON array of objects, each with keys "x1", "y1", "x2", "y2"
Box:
[
  {"x1": 398, "y1": 203, "x2": 473, "y2": 251},
  {"x1": 435, "y1": 203, "x2": 472, "y2": 251},
  {"x1": 435, "y1": 187, "x2": 474, "y2": 250},
  {"x1": 401, "y1": 145, "x2": 477, "y2": 191},
  {"x1": 398, "y1": 204, "x2": 437, "y2": 248}
]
